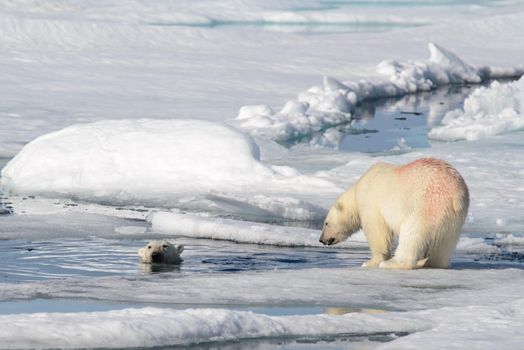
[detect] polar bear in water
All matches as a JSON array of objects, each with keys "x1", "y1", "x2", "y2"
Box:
[
  {"x1": 319, "y1": 158, "x2": 469, "y2": 269},
  {"x1": 138, "y1": 240, "x2": 184, "y2": 264}
]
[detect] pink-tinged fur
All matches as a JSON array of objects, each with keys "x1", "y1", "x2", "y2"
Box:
[
  {"x1": 319, "y1": 158, "x2": 469, "y2": 269},
  {"x1": 397, "y1": 159, "x2": 468, "y2": 222}
]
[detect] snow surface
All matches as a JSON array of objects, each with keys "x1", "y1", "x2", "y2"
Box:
[
  {"x1": 429, "y1": 75, "x2": 524, "y2": 141},
  {"x1": 2, "y1": 1, "x2": 524, "y2": 158}
]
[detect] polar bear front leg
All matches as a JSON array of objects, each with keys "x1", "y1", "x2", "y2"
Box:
[
  {"x1": 362, "y1": 256, "x2": 388, "y2": 268},
  {"x1": 379, "y1": 218, "x2": 425, "y2": 270},
  {"x1": 361, "y1": 220, "x2": 393, "y2": 268}
]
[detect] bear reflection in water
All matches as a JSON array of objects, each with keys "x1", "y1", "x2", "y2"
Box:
[{"x1": 139, "y1": 263, "x2": 181, "y2": 274}]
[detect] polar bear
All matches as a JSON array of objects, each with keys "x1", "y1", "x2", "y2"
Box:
[
  {"x1": 319, "y1": 158, "x2": 469, "y2": 269},
  {"x1": 138, "y1": 240, "x2": 184, "y2": 264}
]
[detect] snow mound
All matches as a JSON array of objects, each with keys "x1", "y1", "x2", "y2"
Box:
[
  {"x1": 1, "y1": 119, "x2": 273, "y2": 202},
  {"x1": 1, "y1": 119, "x2": 340, "y2": 210},
  {"x1": 429, "y1": 76, "x2": 524, "y2": 141},
  {"x1": 235, "y1": 43, "x2": 523, "y2": 142}
]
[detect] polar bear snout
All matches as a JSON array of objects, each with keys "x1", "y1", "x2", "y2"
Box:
[
  {"x1": 318, "y1": 224, "x2": 347, "y2": 245},
  {"x1": 319, "y1": 236, "x2": 336, "y2": 246},
  {"x1": 151, "y1": 251, "x2": 165, "y2": 263}
]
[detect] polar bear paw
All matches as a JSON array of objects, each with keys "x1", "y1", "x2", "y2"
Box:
[
  {"x1": 362, "y1": 258, "x2": 385, "y2": 268},
  {"x1": 379, "y1": 258, "x2": 416, "y2": 270}
]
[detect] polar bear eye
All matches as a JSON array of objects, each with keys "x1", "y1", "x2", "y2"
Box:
[
  {"x1": 147, "y1": 246, "x2": 152, "y2": 249},
  {"x1": 324, "y1": 222, "x2": 328, "y2": 226},
  {"x1": 162, "y1": 244, "x2": 168, "y2": 249}
]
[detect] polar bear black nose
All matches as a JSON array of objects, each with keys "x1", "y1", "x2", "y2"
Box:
[
  {"x1": 322, "y1": 237, "x2": 335, "y2": 246},
  {"x1": 319, "y1": 237, "x2": 334, "y2": 246},
  {"x1": 151, "y1": 252, "x2": 164, "y2": 263}
]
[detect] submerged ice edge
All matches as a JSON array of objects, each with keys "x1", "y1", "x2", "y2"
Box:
[
  {"x1": 0, "y1": 307, "x2": 425, "y2": 349},
  {"x1": 148, "y1": 210, "x2": 362, "y2": 248},
  {"x1": 234, "y1": 43, "x2": 524, "y2": 142}
]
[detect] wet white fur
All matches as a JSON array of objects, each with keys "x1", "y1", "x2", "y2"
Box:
[{"x1": 138, "y1": 240, "x2": 184, "y2": 264}]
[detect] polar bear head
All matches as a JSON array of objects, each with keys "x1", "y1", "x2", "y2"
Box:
[
  {"x1": 138, "y1": 240, "x2": 184, "y2": 264},
  {"x1": 319, "y1": 187, "x2": 361, "y2": 246}
]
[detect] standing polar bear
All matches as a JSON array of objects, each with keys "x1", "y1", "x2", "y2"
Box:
[{"x1": 319, "y1": 158, "x2": 469, "y2": 269}]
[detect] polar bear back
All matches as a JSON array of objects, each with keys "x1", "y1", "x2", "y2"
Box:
[{"x1": 354, "y1": 158, "x2": 469, "y2": 236}]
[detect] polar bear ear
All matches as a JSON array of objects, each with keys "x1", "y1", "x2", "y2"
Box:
[{"x1": 176, "y1": 245, "x2": 184, "y2": 254}]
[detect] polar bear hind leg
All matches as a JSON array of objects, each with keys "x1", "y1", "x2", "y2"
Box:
[
  {"x1": 379, "y1": 216, "x2": 429, "y2": 270},
  {"x1": 380, "y1": 216, "x2": 462, "y2": 269},
  {"x1": 424, "y1": 220, "x2": 462, "y2": 268}
]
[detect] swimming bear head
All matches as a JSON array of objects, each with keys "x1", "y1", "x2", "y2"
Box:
[{"x1": 138, "y1": 240, "x2": 184, "y2": 264}]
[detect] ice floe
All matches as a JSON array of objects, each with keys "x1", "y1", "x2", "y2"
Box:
[
  {"x1": 429, "y1": 76, "x2": 524, "y2": 141},
  {"x1": 455, "y1": 237, "x2": 501, "y2": 255},
  {"x1": 494, "y1": 233, "x2": 524, "y2": 247}
]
